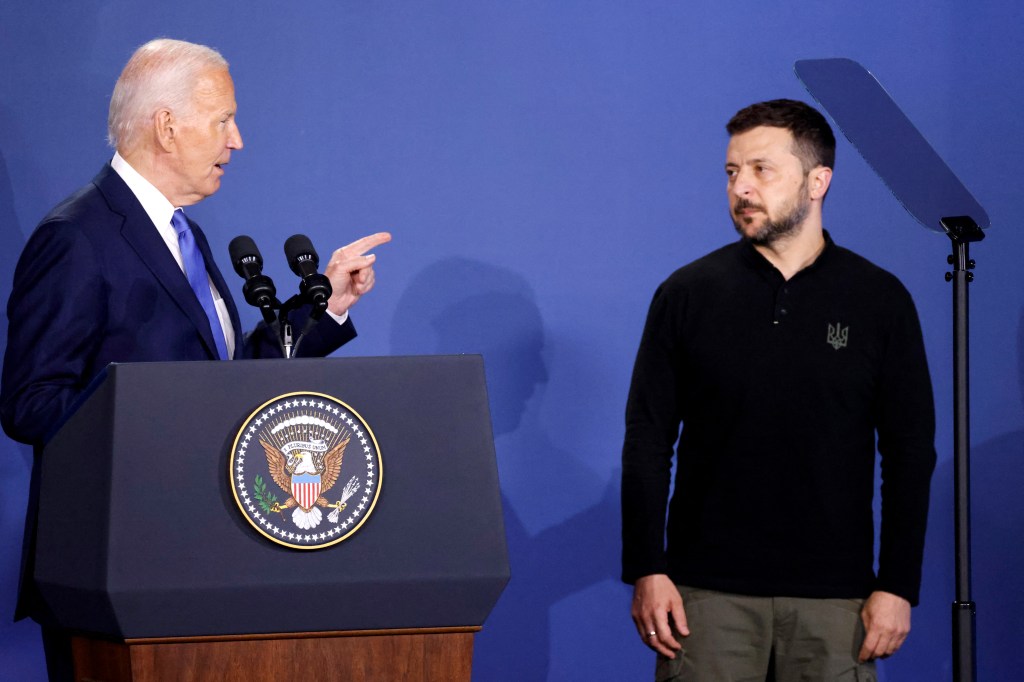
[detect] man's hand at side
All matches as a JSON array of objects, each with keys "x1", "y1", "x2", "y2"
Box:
[
  {"x1": 858, "y1": 590, "x2": 911, "y2": 662},
  {"x1": 632, "y1": 574, "x2": 688, "y2": 659}
]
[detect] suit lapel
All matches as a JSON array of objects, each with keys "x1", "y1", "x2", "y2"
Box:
[
  {"x1": 191, "y1": 222, "x2": 244, "y2": 359},
  {"x1": 93, "y1": 165, "x2": 221, "y2": 360}
]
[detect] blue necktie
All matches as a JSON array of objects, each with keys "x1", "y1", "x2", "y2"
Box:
[{"x1": 171, "y1": 209, "x2": 229, "y2": 360}]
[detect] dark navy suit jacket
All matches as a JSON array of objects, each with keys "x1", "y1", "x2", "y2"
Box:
[{"x1": 0, "y1": 164, "x2": 356, "y2": 618}]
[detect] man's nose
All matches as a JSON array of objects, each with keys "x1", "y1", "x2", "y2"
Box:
[
  {"x1": 229, "y1": 121, "x2": 244, "y2": 150},
  {"x1": 731, "y1": 168, "x2": 754, "y2": 196}
]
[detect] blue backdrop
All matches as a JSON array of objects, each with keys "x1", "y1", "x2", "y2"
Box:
[{"x1": 1, "y1": 2, "x2": 1021, "y2": 680}]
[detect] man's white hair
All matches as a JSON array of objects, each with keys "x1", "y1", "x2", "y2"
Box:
[{"x1": 107, "y1": 38, "x2": 228, "y2": 151}]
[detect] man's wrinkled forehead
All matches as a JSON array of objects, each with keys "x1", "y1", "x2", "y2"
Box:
[
  {"x1": 189, "y1": 68, "x2": 235, "y2": 105},
  {"x1": 726, "y1": 126, "x2": 801, "y2": 164}
]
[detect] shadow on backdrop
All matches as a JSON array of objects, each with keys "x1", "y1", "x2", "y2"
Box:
[
  {"x1": 888, "y1": 305, "x2": 1024, "y2": 681},
  {"x1": 0, "y1": 147, "x2": 46, "y2": 680},
  {"x1": 391, "y1": 257, "x2": 619, "y2": 680}
]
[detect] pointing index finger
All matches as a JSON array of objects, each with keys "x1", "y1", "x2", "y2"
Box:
[{"x1": 344, "y1": 232, "x2": 392, "y2": 256}]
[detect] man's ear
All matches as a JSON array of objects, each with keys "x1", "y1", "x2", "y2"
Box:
[
  {"x1": 808, "y1": 165, "x2": 833, "y2": 200},
  {"x1": 154, "y1": 109, "x2": 175, "y2": 153}
]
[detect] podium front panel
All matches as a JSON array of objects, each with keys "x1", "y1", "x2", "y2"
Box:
[{"x1": 36, "y1": 356, "x2": 509, "y2": 638}]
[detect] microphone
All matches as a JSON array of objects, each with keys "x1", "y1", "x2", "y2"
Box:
[
  {"x1": 228, "y1": 235, "x2": 280, "y2": 326},
  {"x1": 229, "y1": 236, "x2": 279, "y2": 308},
  {"x1": 284, "y1": 234, "x2": 332, "y2": 309}
]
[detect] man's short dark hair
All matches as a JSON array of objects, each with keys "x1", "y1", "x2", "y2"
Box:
[{"x1": 726, "y1": 99, "x2": 836, "y2": 173}]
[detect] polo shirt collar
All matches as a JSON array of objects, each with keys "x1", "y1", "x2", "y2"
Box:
[{"x1": 738, "y1": 229, "x2": 836, "y2": 279}]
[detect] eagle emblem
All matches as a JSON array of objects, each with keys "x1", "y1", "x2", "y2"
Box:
[
  {"x1": 229, "y1": 392, "x2": 382, "y2": 549},
  {"x1": 261, "y1": 433, "x2": 356, "y2": 530}
]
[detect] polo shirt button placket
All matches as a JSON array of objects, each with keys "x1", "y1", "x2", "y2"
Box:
[{"x1": 774, "y1": 286, "x2": 790, "y2": 324}]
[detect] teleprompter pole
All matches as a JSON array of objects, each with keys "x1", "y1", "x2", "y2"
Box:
[{"x1": 941, "y1": 215, "x2": 984, "y2": 682}]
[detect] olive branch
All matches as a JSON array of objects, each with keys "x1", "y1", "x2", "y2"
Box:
[{"x1": 253, "y1": 474, "x2": 279, "y2": 514}]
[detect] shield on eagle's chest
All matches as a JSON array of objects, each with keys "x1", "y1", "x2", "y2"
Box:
[{"x1": 292, "y1": 473, "x2": 322, "y2": 511}]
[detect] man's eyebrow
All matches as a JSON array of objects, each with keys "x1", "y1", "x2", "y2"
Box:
[{"x1": 725, "y1": 157, "x2": 774, "y2": 167}]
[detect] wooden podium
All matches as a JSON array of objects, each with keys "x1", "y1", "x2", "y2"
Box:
[
  {"x1": 71, "y1": 628, "x2": 477, "y2": 681},
  {"x1": 33, "y1": 357, "x2": 509, "y2": 682}
]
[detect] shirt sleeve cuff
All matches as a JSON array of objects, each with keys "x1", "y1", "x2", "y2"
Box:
[{"x1": 325, "y1": 309, "x2": 349, "y2": 326}]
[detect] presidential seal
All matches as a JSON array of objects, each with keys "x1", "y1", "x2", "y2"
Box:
[{"x1": 230, "y1": 392, "x2": 382, "y2": 549}]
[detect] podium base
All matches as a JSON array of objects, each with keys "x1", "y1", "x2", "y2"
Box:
[{"x1": 71, "y1": 627, "x2": 479, "y2": 682}]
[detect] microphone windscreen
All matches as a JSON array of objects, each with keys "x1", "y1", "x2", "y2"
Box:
[
  {"x1": 284, "y1": 234, "x2": 319, "y2": 275},
  {"x1": 229, "y1": 235, "x2": 263, "y2": 277}
]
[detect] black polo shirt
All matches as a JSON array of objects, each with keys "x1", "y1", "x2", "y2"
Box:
[{"x1": 621, "y1": 233, "x2": 936, "y2": 604}]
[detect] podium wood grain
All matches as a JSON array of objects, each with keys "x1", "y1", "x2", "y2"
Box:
[{"x1": 71, "y1": 628, "x2": 478, "y2": 682}]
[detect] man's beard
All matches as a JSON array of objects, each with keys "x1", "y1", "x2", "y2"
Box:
[{"x1": 731, "y1": 188, "x2": 811, "y2": 247}]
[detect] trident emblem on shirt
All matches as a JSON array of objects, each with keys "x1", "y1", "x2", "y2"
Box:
[{"x1": 826, "y1": 323, "x2": 849, "y2": 350}]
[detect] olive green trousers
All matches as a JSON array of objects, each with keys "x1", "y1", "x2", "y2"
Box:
[{"x1": 655, "y1": 586, "x2": 877, "y2": 682}]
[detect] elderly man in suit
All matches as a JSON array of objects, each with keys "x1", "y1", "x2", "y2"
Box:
[{"x1": 0, "y1": 38, "x2": 389, "y2": 680}]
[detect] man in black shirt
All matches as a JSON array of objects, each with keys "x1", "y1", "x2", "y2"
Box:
[{"x1": 622, "y1": 99, "x2": 936, "y2": 680}]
